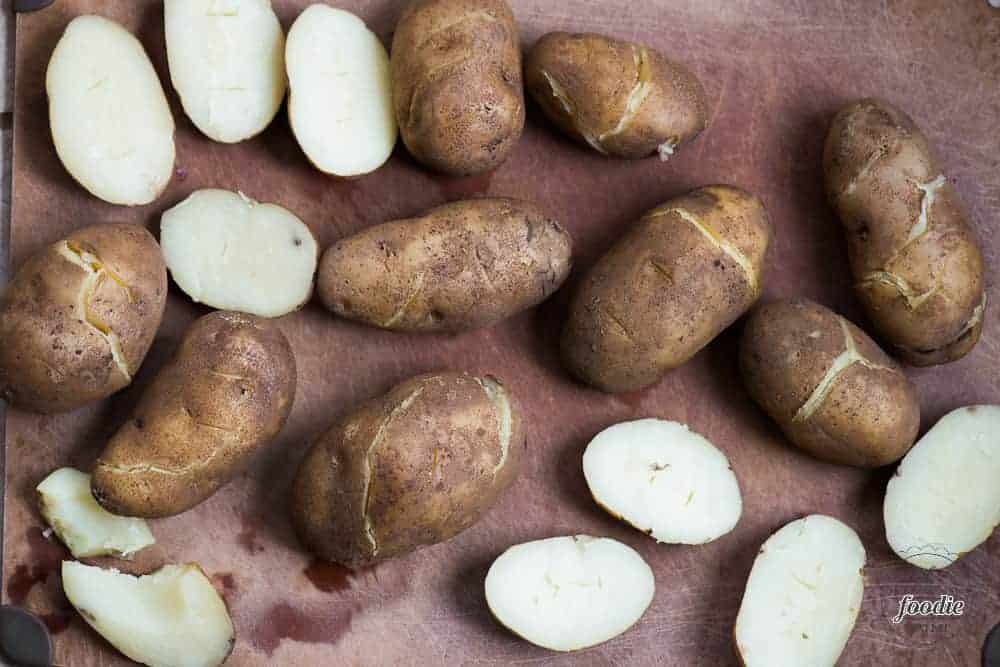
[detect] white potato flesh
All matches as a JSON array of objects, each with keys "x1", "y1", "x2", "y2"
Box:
[
  {"x1": 165, "y1": 0, "x2": 286, "y2": 143},
  {"x1": 37, "y1": 468, "x2": 154, "y2": 559},
  {"x1": 734, "y1": 515, "x2": 865, "y2": 667},
  {"x1": 884, "y1": 405, "x2": 1000, "y2": 569},
  {"x1": 485, "y1": 535, "x2": 655, "y2": 652},
  {"x1": 47, "y1": 15, "x2": 175, "y2": 206},
  {"x1": 62, "y1": 561, "x2": 234, "y2": 667},
  {"x1": 583, "y1": 419, "x2": 742, "y2": 544},
  {"x1": 286, "y1": 5, "x2": 397, "y2": 176},
  {"x1": 160, "y1": 189, "x2": 318, "y2": 317}
]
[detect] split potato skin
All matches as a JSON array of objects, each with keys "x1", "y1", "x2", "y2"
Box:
[
  {"x1": 391, "y1": 0, "x2": 525, "y2": 175},
  {"x1": 739, "y1": 298, "x2": 919, "y2": 468},
  {"x1": 47, "y1": 15, "x2": 175, "y2": 206},
  {"x1": 562, "y1": 185, "x2": 770, "y2": 393},
  {"x1": 291, "y1": 372, "x2": 521, "y2": 568},
  {"x1": 525, "y1": 32, "x2": 708, "y2": 159},
  {"x1": 318, "y1": 198, "x2": 572, "y2": 333},
  {"x1": 0, "y1": 224, "x2": 167, "y2": 414},
  {"x1": 92, "y1": 311, "x2": 296, "y2": 518},
  {"x1": 824, "y1": 98, "x2": 985, "y2": 365}
]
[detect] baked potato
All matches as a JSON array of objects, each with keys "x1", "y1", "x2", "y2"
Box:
[
  {"x1": 391, "y1": 0, "x2": 524, "y2": 175},
  {"x1": 561, "y1": 185, "x2": 770, "y2": 393},
  {"x1": 291, "y1": 371, "x2": 521, "y2": 567},
  {"x1": 739, "y1": 298, "x2": 919, "y2": 467},
  {"x1": 0, "y1": 224, "x2": 167, "y2": 413},
  {"x1": 318, "y1": 198, "x2": 572, "y2": 332},
  {"x1": 91, "y1": 311, "x2": 296, "y2": 518},
  {"x1": 824, "y1": 98, "x2": 985, "y2": 365},
  {"x1": 525, "y1": 32, "x2": 708, "y2": 160}
]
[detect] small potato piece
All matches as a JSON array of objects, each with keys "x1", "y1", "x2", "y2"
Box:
[
  {"x1": 291, "y1": 372, "x2": 521, "y2": 567},
  {"x1": 62, "y1": 561, "x2": 234, "y2": 667},
  {"x1": 391, "y1": 0, "x2": 524, "y2": 175},
  {"x1": 525, "y1": 32, "x2": 708, "y2": 160},
  {"x1": 485, "y1": 535, "x2": 654, "y2": 652},
  {"x1": 583, "y1": 419, "x2": 741, "y2": 544},
  {"x1": 0, "y1": 224, "x2": 167, "y2": 414},
  {"x1": 562, "y1": 185, "x2": 769, "y2": 393},
  {"x1": 824, "y1": 98, "x2": 985, "y2": 365},
  {"x1": 47, "y1": 15, "x2": 175, "y2": 205},
  {"x1": 286, "y1": 5, "x2": 396, "y2": 177},
  {"x1": 165, "y1": 0, "x2": 286, "y2": 143},
  {"x1": 739, "y1": 299, "x2": 919, "y2": 467},
  {"x1": 318, "y1": 198, "x2": 572, "y2": 332},
  {"x1": 161, "y1": 189, "x2": 318, "y2": 317},
  {"x1": 92, "y1": 311, "x2": 296, "y2": 518},
  {"x1": 734, "y1": 515, "x2": 865, "y2": 667},
  {"x1": 37, "y1": 468, "x2": 154, "y2": 559},
  {"x1": 884, "y1": 405, "x2": 1000, "y2": 569}
]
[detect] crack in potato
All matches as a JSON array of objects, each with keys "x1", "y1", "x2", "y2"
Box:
[
  {"x1": 858, "y1": 270, "x2": 938, "y2": 310},
  {"x1": 413, "y1": 10, "x2": 500, "y2": 51},
  {"x1": 598, "y1": 45, "x2": 652, "y2": 145},
  {"x1": 601, "y1": 307, "x2": 636, "y2": 343},
  {"x1": 382, "y1": 272, "x2": 426, "y2": 328},
  {"x1": 97, "y1": 447, "x2": 223, "y2": 478},
  {"x1": 909, "y1": 293, "x2": 987, "y2": 356},
  {"x1": 907, "y1": 175, "x2": 945, "y2": 245},
  {"x1": 842, "y1": 143, "x2": 889, "y2": 197},
  {"x1": 540, "y1": 70, "x2": 606, "y2": 154},
  {"x1": 654, "y1": 208, "x2": 759, "y2": 295},
  {"x1": 475, "y1": 376, "x2": 512, "y2": 477}
]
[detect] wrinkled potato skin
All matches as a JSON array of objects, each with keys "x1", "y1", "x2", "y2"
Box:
[
  {"x1": 740, "y1": 299, "x2": 919, "y2": 467},
  {"x1": 824, "y1": 98, "x2": 985, "y2": 366},
  {"x1": 91, "y1": 311, "x2": 296, "y2": 518},
  {"x1": 291, "y1": 372, "x2": 522, "y2": 567},
  {"x1": 318, "y1": 198, "x2": 572, "y2": 332},
  {"x1": 562, "y1": 185, "x2": 770, "y2": 393},
  {"x1": 0, "y1": 224, "x2": 166, "y2": 413},
  {"x1": 391, "y1": 0, "x2": 524, "y2": 175},
  {"x1": 525, "y1": 32, "x2": 708, "y2": 159}
]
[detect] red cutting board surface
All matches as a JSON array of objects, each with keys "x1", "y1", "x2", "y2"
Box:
[{"x1": 4, "y1": 1, "x2": 1000, "y2": 665}]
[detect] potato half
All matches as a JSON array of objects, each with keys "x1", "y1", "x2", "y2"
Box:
[
  {"x1": 286, "y1": 4, "x2": 396, "y2": 177},
  {"x1": 161, "y1": 189, "x2": 318, "y2": 317},
  {"x1": 583, "y1": 419, "x2": 742, "y2": 544},
  {"x1": 291, "y1": 372, "x2": 521, "y2": 567},
  {"x1": 884, "y1": 405, "x2": 1000, "y2": 569},
  {"x1": 0, "y1": 224, "x2": 167, "y2": 414},
  {"x1": 734, "y1": 515, "x2": 865, "y2": 667},
  {"x1": 62, "y1": 561, "x2": 234, "y2": 667},
  {"x1": 47, "y1": 15, "x2": 175, "y2": 206},
  {"x1": 485, "y1": 535, "x2": 655, "y2": 652},
  {"x1": 37, "y1": 468, "x2": 154, "y2": 559},
  {"x1": 165, "y1": 0, "x2": 286, "y2": 143}
]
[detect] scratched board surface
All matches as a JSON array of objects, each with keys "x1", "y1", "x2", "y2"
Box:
[{"x1": 3, "y1": 1, "x2": 1000, "y2": 665}]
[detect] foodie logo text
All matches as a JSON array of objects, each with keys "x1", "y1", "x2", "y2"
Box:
[{"x1": 891, "y1": 594, "x2": 965, "y2": 624}]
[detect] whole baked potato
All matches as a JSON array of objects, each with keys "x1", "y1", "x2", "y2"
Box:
[
  {"x1": 562, "y1": 185, "x2": 770, "y2": 393},
  {"x1": 739, "y1": 298, "x2": 919, "y2": 467},
  {"x1": 91, "y1": 311, "x2": 296, "y2": 518},
  {"x1": 824, "y1": 98, "x2": 985, "y2": 366},
  {"x1": 318, "y1": 198, "x2": 572, "y2": 332},
  {"x1": 0, "y1": 224, "x2": 167, "y2": 413},
  {"x1": 291, "y1": 371, "x2": 521, "y2": 567},
  {"x1": 525, "y1": 32, "x2": 708, "y2": 159},
  {"x1": 391, "y1": 0, "x2": 524, "y2": 175}
]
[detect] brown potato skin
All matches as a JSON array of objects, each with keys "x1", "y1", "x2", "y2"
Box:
[
  {"x1": 91, "y1": 311, "x2": 296, "y2": 518},
  {"x1": 739, "y1": 299, "x2": 919, "y2": 467},
  {"x1": 824, "y1": 98, "x2": 985, "y2": 366},
  {"x1": 291, "y1": 371, "x2": 522, "y2": 567},
  {"x1": 318, "y1": 198, "x2": 572, "y2": 333},
  {"x1": 391, "y1": 0, "x2": 524, "y2": 175},
  {"x1": 562, "y1": 185, "x2": 770, "y2": 393},
  {"x1": 525, "y1": 32, "x2": 708, "y2": 159},
  {"x1": 0, "y1": 223, "x2": 167, "y2": 413}
]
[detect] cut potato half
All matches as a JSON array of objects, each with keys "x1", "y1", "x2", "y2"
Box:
[
  {"x1": 286, "y1": 4, "x2": 397, "y2": 176},
  {"x1": 160, "y1": 189, "x2": 318, "y2": 317},
  {"x1": 47, "y1": 15, "x2": 175, "y2": 206},
  {"x1": 485, "y1": 535, "x2": 654, "y2": 652},
  {"x1": 885, "y1": 405, "x2": 1000, "y2": 569},
  {"x1": 37, "y1": 468, "x2": 154, "y2": 559},
  {"x1": 62, "y1": 561, "x2": 234, "y2": 667},
  {"x1": 734, "y1": 515, "x2": 865, "y2": 667},
  {"x1": 583, "y1": 419, "x2": 742, "y2": 544},
  {"x1": 165, "y1": 0, "x2": 287, "y2": 143}
]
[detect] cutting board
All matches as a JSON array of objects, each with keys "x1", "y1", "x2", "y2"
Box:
[{"x1": 4, "y1": 1, "x2": 1000, "y2": 665}]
